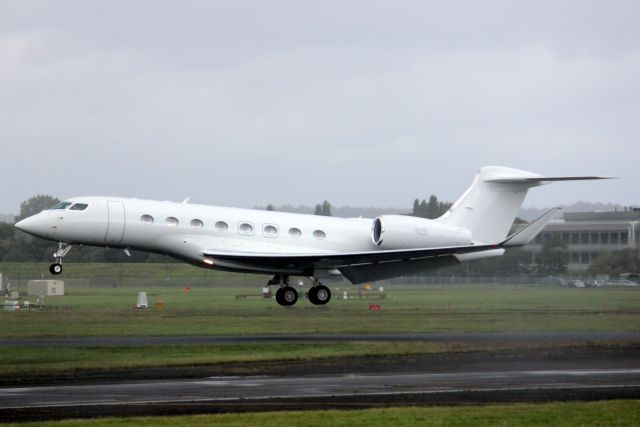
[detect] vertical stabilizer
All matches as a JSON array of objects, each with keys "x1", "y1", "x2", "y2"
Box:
[
  {"x1": 437, "y1": 166, "x2": 612, "y2": 243},
  {"x1": 437, "y1": 166, "x2": 546, "y2": 244}
]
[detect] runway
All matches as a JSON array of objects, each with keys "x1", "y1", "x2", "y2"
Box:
[
  {"x1": 3, "y1": 369, "x2": 640, "y2": 409},
  {"x1": 2, "y1": 331, "x2": 640, "y2": 347},
  {"x1": 1, "y1": 342, "x2": 640, "y2": 421}
]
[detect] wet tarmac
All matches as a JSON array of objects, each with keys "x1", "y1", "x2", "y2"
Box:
[{"x1": 1, "y1": 339, "x2": 640, "y2": 422}]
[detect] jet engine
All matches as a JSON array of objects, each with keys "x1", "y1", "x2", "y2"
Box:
[{"x1": 371, "y1": 215, "x2": 472, "y2": 249}]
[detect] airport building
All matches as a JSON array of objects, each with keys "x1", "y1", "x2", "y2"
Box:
[
  {"x1": 27, "y1": 280, "x2": 65, "y2": 296},
  {"x1": 523, "y1": 209, "x2": 640, "y2": 273}
]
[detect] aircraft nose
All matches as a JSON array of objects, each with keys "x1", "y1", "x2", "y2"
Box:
[
  {"x1": 14, "y1": 216, "x2": 34, "y2": 232},
  {"x1": 14, "y1": 214, "x2": 49, "y2": 237}
]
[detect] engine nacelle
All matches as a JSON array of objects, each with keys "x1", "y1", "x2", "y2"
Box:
[{"x1": 371, "y1": 215, "x2": 472, "y2": 249}]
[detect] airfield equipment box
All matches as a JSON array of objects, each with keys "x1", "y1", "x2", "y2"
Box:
[{"x1": 27, "y1": 280, "x2": 65, "y2": 296}]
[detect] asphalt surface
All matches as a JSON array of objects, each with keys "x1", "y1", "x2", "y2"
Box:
[
  {"x1": 2, "y1": 369, "x2": 640, "y2": 410},
  {"x1": 3, "y1": 331, "x2": 640, "y2": 347},
  {"x1": 1, "y1": 337, "x2": 640, "y2": 421}
]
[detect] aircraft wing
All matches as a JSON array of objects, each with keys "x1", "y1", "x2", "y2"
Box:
[{"x1": 201, "y1": 242, "x2": 501, "y2": 273}]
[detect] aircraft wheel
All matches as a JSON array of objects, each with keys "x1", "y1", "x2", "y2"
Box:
[
  {"x1": 315, "y1": 285, "x2": 331, "y2": 305},
  {"x1": 49, "y1": 263, "x2": 63, "y2": 275},
  {"x1": 51, "y1": 263, "x2": 63, "y2": 274},
  {"x1": 307, "y1": 286, "x2": 319, "y2": 305},
  {"x1": 277, "y1": 286, "x2": 298, "y2": 306}
]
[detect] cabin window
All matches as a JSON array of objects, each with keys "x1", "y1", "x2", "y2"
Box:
[
  {"x1": 313, "y1": 230, "x2": 326, "y2": 240},
  {"x1": 69, "y1": 203, "x2": 89, "y2": 211},
  {"x1": 51, "y1": 202, "x2": 72, "y2": 210},
  {"x1": 140, "y1": 214, "x2": 154, "y2": 224},
  {"x1": 190, "y1": 219, "x2": 204, "y2": 228},
  {"x1": 263, "y1": 224, "x2": 278, "y2": 238},
  {"x1": 165, "y1": 217, "x2": 179, "y2": 227},
  {"x1": 288, "y1": 227, "x2": 302, "y2": 238},
  {"x1": 238, "y1": 222, "x2": 254, "y2": 236},
  {"x1": 215, "y1": 221, "x2": 228, "y2": 231}
]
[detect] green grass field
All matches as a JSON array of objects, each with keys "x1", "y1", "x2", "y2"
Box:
[
  {"x1": 6, "y1": 401, "x2": 640, "y2": 426},
  {"x1": 0, "y1": 341, "x2": 586, "y2": 378},
  {"x1": 2, "y1": 281, "x2": 639, "y2": 338}
]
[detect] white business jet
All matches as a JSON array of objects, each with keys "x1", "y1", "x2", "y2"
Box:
[{"x1": 14, "y1": 166, "x2": 609, "y2": 307}]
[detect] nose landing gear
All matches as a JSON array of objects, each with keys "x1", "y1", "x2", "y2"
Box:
[{"x1": 49, "y1": 242, "x2": 72, "y2": 275}]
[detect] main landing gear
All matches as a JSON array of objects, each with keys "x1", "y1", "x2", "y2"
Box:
[
  {"x1": 49, "y1": 242, "x2": 72, "y2": 275},
  {"x1": 268, "y1": 275, "x2": 332, "y2": 307},
  {"x1": 308, "y1": 283, "x2": 331, "y2": 305}
]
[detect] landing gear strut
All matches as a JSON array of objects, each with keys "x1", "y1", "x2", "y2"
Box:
[{"x1": 49, "y1": 242, "x2": 72, "y2": 275}]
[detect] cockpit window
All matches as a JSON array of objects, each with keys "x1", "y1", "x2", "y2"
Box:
[
  {"x1": 51, "y1": 202, "x2": 72, "y2": 210},
  {"x1": 69, "y1": 203, "x2": 89, "y2": 211}
]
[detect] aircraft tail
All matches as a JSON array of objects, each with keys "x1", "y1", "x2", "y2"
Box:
[{"x1": 437, "y1": 166, "x2": 611, "y2": 244}]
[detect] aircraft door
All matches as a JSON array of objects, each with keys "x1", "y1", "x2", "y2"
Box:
[{"x1": 105, "y1": 201, "x2": 125, "y2": 243}]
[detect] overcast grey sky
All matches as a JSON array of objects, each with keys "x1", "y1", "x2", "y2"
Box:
[{"x1": 1, "y1": 1, "x2": 638, "y2": 214}]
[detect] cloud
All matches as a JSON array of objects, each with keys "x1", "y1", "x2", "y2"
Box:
[{"x1": 1, "y1": 1, "x2": 639, "y2": 212}]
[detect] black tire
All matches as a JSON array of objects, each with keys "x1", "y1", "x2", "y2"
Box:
[
  {"x1": 275, "y1": 287, "x2": 286, "y2": 306},
  {"x1": 307, "y1": 286, "x2": 319, "y2": 305},
  {"x1": 315, "y1": 285, "x2": 331, "y2": 305},
  {"x1": 49, "y1": 263, "x2": 63, "y2": 275},
  {"x1": 280, "y1": 286, "x2": 298, "y2": 306}
]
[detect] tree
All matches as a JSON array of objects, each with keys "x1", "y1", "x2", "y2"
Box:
[
  {"x1": 15, "y1": 195, "x2": 60, "y2": 222},
  {"x1": 418, "y1": 200, "x2": 427, "y2": 215},
  {"x1": 589, "y1": 249, "x2": 640, "y2": 276},
  {"x1": 266, "y1": 204, "x2": 275, "y2": 211},
  {"x1": 412, "y1": 195, "x2": 452, "y2": 219},
  {"x1": 321, "y1": 200, "x2": 331, "y2": 216},
  {"x1": 0, "y1": 222, "x2": 15, "y2": 261},
  {"x1": 537, "y1": 236, "x2": 568, "y2": 275},
  {"x1": 315, "y1": 200, "x2": 332, "y2": 216}
]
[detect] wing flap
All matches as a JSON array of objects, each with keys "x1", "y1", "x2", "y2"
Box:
[{"x1": 339, "y1": 256, "x2": 461, "y2": 284}]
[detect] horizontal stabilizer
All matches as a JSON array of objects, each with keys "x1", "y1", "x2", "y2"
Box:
[
  {"x1": 501, "y1": 207, "x2": 561, "y2": 247},
  {"x1": 485, "y1": 176, "x2": 615, "y2": 184}
]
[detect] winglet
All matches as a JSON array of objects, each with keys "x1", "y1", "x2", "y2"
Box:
[{"x1": 500, "y1": 207, "x2": 561, "y2": 247}]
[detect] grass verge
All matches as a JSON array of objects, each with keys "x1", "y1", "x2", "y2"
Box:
[
  {"x1": 6, "y1": 400, "x2": 640, "y2": 426},
  {"x1": 2, "y1": 285, "x2": 640, "y2": 338},
  {"x1": 0, "y1": 340, "x2": 629, "y2": 379}
]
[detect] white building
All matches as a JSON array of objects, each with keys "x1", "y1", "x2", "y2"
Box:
[
  {"x1": 27, "y1": 280, "x2": 65, "y2": 296},
  {"x1": 524, "y1": 210, "x2": 640, "y2": 272}
]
